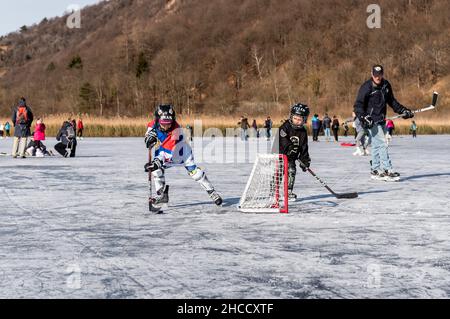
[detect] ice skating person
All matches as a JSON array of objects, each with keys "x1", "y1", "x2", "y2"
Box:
[
  {"x1": 273, "y1": 103, "x2": 311, "y2": 201},
  {"x1": 0, "y1": 123, "x2": 4, "y2": 139},
  {"x1": 144, "y1": 104, "x2": 222, "y2": 206},
  {"x1": 343, "y1": 121, "x2": 349, "y2": 137},
  {"x1": 251, "y1": 119, "x2": 260, "y2": 138},
  {"x1": 311, "y1": 114, "x2": 320, "y2": 142},
  {"x1": 71, "y1": 119, "x2": 77, "y2": 136},
  {"x1": 11, "y1": 97, "x2": 34, "y2": 158},
  {"x1": 354, "y1": 65, "x2": 414, "y2": 181},
  {"x1": 332, "y1": 116, "x2": 340, "y2": 142},
  {"x1": 4, "y1": 122, "x2": 11, "y2": 137},
  {"x1": 77, "y1": 118, "x2": 84, "y2": 139},
  {"x1": 32, "y1": 118, "x2": 50, "y2": 157},
  {"x1": 386, "y1": 119, "x2": 395, "y2": 145},
  {"x1": 323, "y1": 113, "x2": 331, "y2": 142},
  {"x1": 185, "y1": 124, "x2": 194, "y2": 142},
  {"x1": 238, "y1": 116, "x2": 249, "y2": 141},
  {"x1": 55, "y1": 119, "x2": 77, "y2": 157},
  {"x1": 410, "y1": 121, "x2": 417, "y2": 138},
  {"x1": 264, "y1": 116, "x2": 273, "y2": 140},
  {"x1": 353, "y1": 112, "x2": 371, "y2": 156}
]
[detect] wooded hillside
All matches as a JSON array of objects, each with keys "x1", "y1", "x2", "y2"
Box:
[{"x1": 0, "y1": 0, "x2": 449, "y2": 118}]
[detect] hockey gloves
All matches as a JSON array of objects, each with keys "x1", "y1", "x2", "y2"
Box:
[
  {"x1": 402, "y1": 109, "x2": 414, "y2": 119},
  {"x1": 145, "y1": 130, "x2": 158, "y2": 149},
  {"x1": 144, "y1": 158, "x2": 164, "y2": 173},
  {"x1": 299, "y1": 159, "x2": 310, "y2": 172},
  {"x1": 361, "y1": 115, "x2": 374, "y2": 129}
]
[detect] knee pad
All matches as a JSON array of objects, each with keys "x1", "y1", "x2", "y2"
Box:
[{"x1": 189, "y1": 167, "x2": 205, "y2": 182}]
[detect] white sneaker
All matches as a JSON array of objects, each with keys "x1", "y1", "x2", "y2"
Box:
[
  {"x1": 36, "y1": 150, "x2": 45, "y2": 158},
  {"x1": 353, "y1": 148, "x2": 363, "y2": 156}
]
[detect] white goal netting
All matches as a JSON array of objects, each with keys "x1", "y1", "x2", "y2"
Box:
[{"x1": 239, "y1": 154, "x2": 289, "y2": 213}]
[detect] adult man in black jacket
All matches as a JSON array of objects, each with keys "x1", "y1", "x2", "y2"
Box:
[
  {"x1": 274, "y1": 103, "x2": 311, "y2": 201},
  {"x1": 354, "y1": 65, "x2": 414, "y2": 181}
]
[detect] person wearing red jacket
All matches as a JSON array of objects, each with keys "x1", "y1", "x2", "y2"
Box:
[{"x1": 77, "y1": 118, "x2": 84, "y2": 139}]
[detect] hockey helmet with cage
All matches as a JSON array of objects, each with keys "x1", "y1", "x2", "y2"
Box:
[
  {"x1": 155, "y1": 104, "x2": 176, "y2": 126},
  {"x1": 289, "y1": 103, "x2": 310, "y2": 128}
]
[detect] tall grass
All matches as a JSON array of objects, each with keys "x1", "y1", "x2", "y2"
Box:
[{"x1": 1, "y1": 113, "x2": 449, "y2": 137}]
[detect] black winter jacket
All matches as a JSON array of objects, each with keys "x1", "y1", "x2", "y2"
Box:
[
  {"x1": 273, "y1": 120, "x2": 310, "y2": 164},
  {"x1": 354, "y1": 79, "x2": 407, "y2": 124}
]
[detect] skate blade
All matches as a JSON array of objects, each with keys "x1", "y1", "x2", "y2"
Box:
[{"x1": 371, "y1": 176, "x2": 401, "y2": 182}]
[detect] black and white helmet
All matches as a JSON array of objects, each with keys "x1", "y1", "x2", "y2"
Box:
[
  {"x1": 290, "y1": 103, "x2": 310, "y2": 128},
  {"x1": 155, "y1": 104, "x2": 176, "y2": 125}
]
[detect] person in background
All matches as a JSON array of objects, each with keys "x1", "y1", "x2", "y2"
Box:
[
  {"x1": 410, "y1": 121, "x2": 417, "y2": 138},
  {"x1": 322, "y1": 113, "x2": 332, "y2": 142},
  {"x1": 11, "y1": 97, "x2": 34, "y2": 158},
  {"x1": 238, "y1": 116, "x2": 249, "y2": 141},
  {"x1": 386, "y1": 119, "x2": 395, "y2": 145},
  {"x1": 251, "y1": 119, "x2": 259, "y2": 138},
  {"x1": 185, "y1": 124, "x2": 194, "y2": 142},
  {"x1": 331, "y1": 116, "x2": 340, "y2": 142},
  {"x1": 55, "y1": 119, "x2": 77, "y2": 157},
  {"x1": 33, "y1": 118, "x2": 50, "y2": 157},
  {"x1": 343, "y1": 121, "x2": 349, "y2": 137},
  {"x1": 71, "y1": 119, "x2": 77, "y2": 136},
  {"x1": 4, "y1": 122, "x2": 11, "y2": 137},
  {"x1": 264, "y1": 116, "x2": 273, "y2": 141},
  {"x1": 311, "y1": 114, "x2": 320, "y2": 142},
  {"x1": 77, "y1": 118, "x2": 84, "y2": 139},
  {"x1": 353, "y1": 112, "x2": 371, "y2": 156},
  {"x1": 0, "y1": 122, "x2": 4, "y2": 139}
]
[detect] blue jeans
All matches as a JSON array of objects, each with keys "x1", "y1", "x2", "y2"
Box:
[
  {"x1": 241, "y1": 129, "x2": 248, "y2": 141},
  {"x1": 369, "y1": 123, "x2": 392, "y2": 171},
  {"x1": 324, "y1": 128, "x2": 331, "y2": 139}
]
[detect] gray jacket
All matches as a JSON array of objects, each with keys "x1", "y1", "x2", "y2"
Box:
[
  {"x1": 56, "y1": 121, "x2": 77, "y2": 145},
  {"x1": 12, "y1": 105, "x2": 34, "y2": 138}
]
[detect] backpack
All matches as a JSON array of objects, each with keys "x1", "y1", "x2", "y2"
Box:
[
  {"x1": 16, "y1": 106, "x2": 28, "y2": 125},
  {"x1": 66, "y1": 125, "x2": 75, "y2": 140}
]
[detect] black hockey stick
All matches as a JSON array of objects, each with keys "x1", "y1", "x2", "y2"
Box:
[
  {"x1": 389, "y1": 92, "x2": 439, "y2": 120},
  {"x1": 148, "y1": 148, "x2": 163, "y2": 213},
  {"x1": 298, "y1": 160, "x2": 358, "y2": 199}
]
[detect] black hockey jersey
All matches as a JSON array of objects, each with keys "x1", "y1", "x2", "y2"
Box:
[{"x1": 273, "y1": 120, "x2": 310, "y2": 164}]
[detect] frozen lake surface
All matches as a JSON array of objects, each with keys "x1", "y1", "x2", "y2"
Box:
[{"x1": 1, "y1": 135, "x2": 450, "y2": 298}]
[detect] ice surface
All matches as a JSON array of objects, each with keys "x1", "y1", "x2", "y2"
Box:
[{"x1": 1, "y1": 135, "x2": 450, "y2": 298}]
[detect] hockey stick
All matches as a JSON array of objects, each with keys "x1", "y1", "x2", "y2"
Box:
[
  {"x1": 148, "y1": 148, "x2": 163, "y2": 213},
  {"x1": 389, "y1": 92, "x2": 439, "y2": 120},
  {"x1": 298, "y1": 160, "x2": 359, "y2": 199}
]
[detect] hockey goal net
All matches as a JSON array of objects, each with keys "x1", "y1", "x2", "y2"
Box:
[{"x1": 239, "y1": 154, "x2": 289, "y2": 213}]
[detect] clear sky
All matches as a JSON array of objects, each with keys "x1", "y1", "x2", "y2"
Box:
[{"x1": 0, "y1": 0, "x2": 101, "y2": 36}]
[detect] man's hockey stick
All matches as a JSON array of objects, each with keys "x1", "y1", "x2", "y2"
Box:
[
  {"x1": 148, "y1": 148, "x2": 163, "y2": 213},
  {"x1": 389, "y1": 92, "x2": 439, "y2": 120},
  {"x1": 298, "y1": 160, "x2": 359, "y2": 199}
]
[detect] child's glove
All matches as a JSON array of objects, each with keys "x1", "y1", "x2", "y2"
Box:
[
  {"x1": 299, "y1": 159, "x2": 310, "y2": 172},
  {"x1": 145, "y1": 130, "x2": 158, "y2": 149},
  {"x1": 144, "y1": 158, "x2": 163, "y2": 173}
]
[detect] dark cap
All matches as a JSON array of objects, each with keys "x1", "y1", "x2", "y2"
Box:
[{"x1": 372, "y1": 65, "x2": 384, "y2": 76}]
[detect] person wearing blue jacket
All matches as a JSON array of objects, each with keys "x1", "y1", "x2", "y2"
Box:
[{"x1": 311, "y1": 114, "x2": 321, "y2": 142}]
